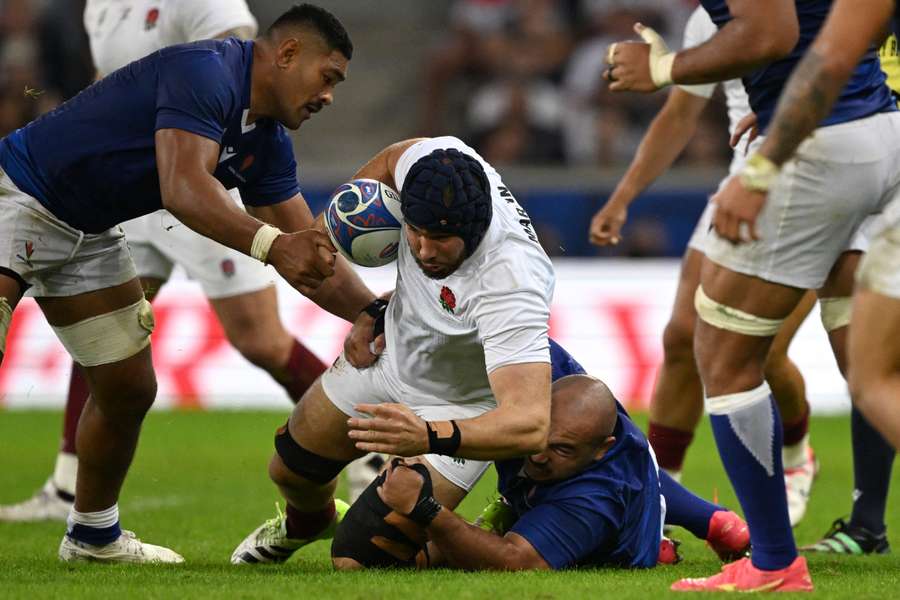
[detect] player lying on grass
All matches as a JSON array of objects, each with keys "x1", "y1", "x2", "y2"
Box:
[
  {"x1": 231, "y1": 135, "x2": 556, "y2": 564},
  {"x1": 0, "y1": 4, "x2": 375, "y2": 564},
  {"x1": 330, "y1": 341, "x2": 750, "y2": 570}
]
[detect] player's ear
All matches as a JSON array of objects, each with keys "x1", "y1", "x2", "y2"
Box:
[
  {"x1": 593, "y1": 436, "x2": 615, "y2": 461},
  {"x1": 275, "y1": 37, "x2": 301, "y2": 69}
]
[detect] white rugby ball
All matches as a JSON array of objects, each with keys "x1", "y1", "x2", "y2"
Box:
[{"x1": 324, "y1": 178, "x2": 403, "y2": 267}]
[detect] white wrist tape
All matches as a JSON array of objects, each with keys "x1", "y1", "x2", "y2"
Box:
[
  {"x1": 637, "y1": 25, "x2": 675, "y2": 88},
  {"x1": 250, "y1": 224, "x2": 283, "y2": 263}
]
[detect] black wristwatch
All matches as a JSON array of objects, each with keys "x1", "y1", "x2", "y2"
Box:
[{"x1": 361, "y1": 298, "x2": 389, "y2": 337}]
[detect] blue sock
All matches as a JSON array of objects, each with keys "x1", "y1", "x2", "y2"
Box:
[
  {"x1": 707, "y1": 384, "x2": 796, "y2": 571},
  {"x1": 849, "y1": 406, "x2": 895, "y2": 534},
  {"x1": 659, "y1": 469, "x2": 723, "y2": 539}
]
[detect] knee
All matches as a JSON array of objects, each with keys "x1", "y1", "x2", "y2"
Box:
[
  {"x1": 661, "y1": 316, "x2": 695, "y2": 363},
  {"x1": 230, "y1": 332, "x2": 286, "y2": 369},
  {"x1": 92, "y1": 373, "x2": 157, "y2": 421},
  {"x1": 762, "y1": 350, "x2": 790, "y2": 382}
]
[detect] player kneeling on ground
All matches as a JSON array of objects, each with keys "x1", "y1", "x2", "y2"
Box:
[
  {"x1": 331, "y1": 341, "x2": 750, "y2": 570},
  {"x1": 231, "y1": 136, "x2": 556, "y2": 564}
]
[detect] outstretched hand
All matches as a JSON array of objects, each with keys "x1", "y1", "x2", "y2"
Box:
[{"x1": 268, "y1": 229, "x2": 336, "y2": 296}]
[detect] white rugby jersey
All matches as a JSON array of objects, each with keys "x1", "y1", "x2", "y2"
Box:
[
  {"x1": 84, "y1": 0, "x2": 257, "y2": 76},
  {"x1": 385, "y1": 137, "x2": 555, "y2": 405},
  {"x1": 678, "y1": 6, "x2": 752, "y2": 174}
]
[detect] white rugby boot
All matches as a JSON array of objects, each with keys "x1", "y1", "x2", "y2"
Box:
[
  {"x1": 59, "y1": 529, "x2": 184, "y2": 563},
  {"x1": 231, "y1": 500, "x2": 349, "y2": 565},
  {"x1": 0, "y1": 478, "x2": 73, "y2": 522},
  {"x1": 784, "y1": 444, "x2": 819, "y2": 527},
  {"x1": 346, "y1": 453, "x2": 388, "y2": 503}
]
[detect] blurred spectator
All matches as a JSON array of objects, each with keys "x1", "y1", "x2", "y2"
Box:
[{"x1": 0, "y1": 0, "x2": 92, "y2": 136}]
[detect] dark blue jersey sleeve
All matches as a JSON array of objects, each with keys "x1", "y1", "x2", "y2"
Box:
[
  {"x1": 237, "y1": 125, "x2": 300, "y2": 206},
  {"x1": 155, "y1": 49, "x2": 238, "y2": 143},
  {"x1": 509, "y1": 496, "x2": 623, "y2": 569}
]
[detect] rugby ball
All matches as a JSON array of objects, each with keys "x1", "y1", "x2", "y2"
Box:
[{"x1": 324, "y1": 178, "x2": 403, "y2": 267}]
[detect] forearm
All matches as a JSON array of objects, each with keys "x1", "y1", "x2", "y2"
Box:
[
  {"x1": 608, "y1": 91, "x2": 705, "y2": 207},
  {"x1": 453, "y1": 404, "x2": 548, "y2": 461},
  {"x1": 305, "y1": 255, "x2": 376, "y2": 322},
  {"x1": 427, "y1": 509, "x2": 542, "y2": 571},
  {"x1": 671, "y1": 2, "x2": 797, "y2": 85}
]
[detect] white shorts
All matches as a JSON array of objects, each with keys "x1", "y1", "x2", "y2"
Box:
[
  {"x1": 703, "y1": 111, "x2": 900, "y2": 290},
  {"x1": 0, "y1": 168, "x2": 136, "y2": 297},
  {"x1": 321, "y1": 352, "x2": 494, "y2": 492},
  {"x1": 122, "y1": 192, "x2": 274, "y2": 300},
  {"x1": 857, "y1": 197, "x2": 900, "y2": 298}
]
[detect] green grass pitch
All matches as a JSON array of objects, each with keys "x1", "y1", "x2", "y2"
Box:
[{"x1": 0, "y1": 411, "x2": 898, "y2": 598}]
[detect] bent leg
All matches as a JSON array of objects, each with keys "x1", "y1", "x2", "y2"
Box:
[
  {"x1": 647, "y1": 249, "x2": 704, "y2": 478},
  {"x1": 211, "y1": 286, "x2": 326, "y2": 402}
]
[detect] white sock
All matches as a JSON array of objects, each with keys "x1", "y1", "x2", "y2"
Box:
[
  {"x1": 782, "y1": 433, "x2": 810, "y2": 470},
  {"x1": 67, "y1": 503, "x2": 119, "y2": 532},
  {"x1": 52, "y1": 452, "x2": 78, "y2": 496}
]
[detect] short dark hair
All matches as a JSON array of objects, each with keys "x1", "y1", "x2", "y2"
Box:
[{"x1": 267, "y1": 3, "x2": 353, "y2": 60}]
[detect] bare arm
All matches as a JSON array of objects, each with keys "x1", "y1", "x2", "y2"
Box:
[
  {"x1": 213, "y1": 26, "x2": 256, "y2": 41},
  {"x1": 352, "y1": 138, "x2": 428, "y2": 189},
  {"x1": 155, "y1": 128, "x2": 268, "y2": 254},
  {"x1": 248, "y1": 199, "x2": 376, "y2": 322},
  {"x1": 758, "y1": 0, "x2": 894, "y2": 165},
  {"x1": 611, "y1": 88, "x2": 710, "y2": 204},
  {"x1": 590, "y1": 88, "x2": 710, "y2": 245},
  {"x1": 349, "y1": 362, "x2": 550, "y2": 459},
  {"x1": 155, "y1": 128, "x2": 337, "y2": 297},
  {"x1": 454, "y1": 362, "x2": 550, "y2": 459},
  {"x1": 427, "y1": 510, "x2": 549, "y2": 571},
  {"x1": 672, "y1": 0, "x2": 799, "y2": 84}
]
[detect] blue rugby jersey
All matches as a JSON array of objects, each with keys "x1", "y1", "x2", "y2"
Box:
[
  {"x1": 699, "y1": 0, "x2": 895, "y2": 131},
  {"x1": 495, "y1": 340, "x2": 662, "y2": 569},
  {"x1": 0, "y1": 39, "x2": 299, "y2": 234}
]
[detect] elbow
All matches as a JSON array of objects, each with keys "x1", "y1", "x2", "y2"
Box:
[
  {"x1": 752, "y1": 26, "x2": 798, "y2": 63},
  {"x1": 516, "y1": 414, "x2": 549, "y2": 455}
]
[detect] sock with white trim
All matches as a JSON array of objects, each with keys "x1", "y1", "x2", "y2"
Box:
[
  {"x1": 707, "y1": 383, "x2": 796, "y2": 571},
  {"x1": 67, "y1": 504, "x2": 121, "y2": 546}
]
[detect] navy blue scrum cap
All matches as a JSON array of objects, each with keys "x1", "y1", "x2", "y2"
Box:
[{"x1": 400, "y1": 148, "x2": 492, "y2": 256}]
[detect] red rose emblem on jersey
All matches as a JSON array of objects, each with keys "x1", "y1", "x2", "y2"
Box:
[
  {"x1": 145, "y1": 8, "x2": 159, "y2": 31},
  {"x1": 439, "y1": 286, "x2": 456, "y2": 313}
]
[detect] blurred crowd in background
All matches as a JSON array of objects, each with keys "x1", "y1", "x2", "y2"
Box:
[{"x1": 0, "y1": 0, "x2": 728, "y2": 257}]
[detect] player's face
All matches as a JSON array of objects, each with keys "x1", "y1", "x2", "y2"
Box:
[
  {"x1": 405, "y1": 223, "x2": 466, "y2": 279},
  {"x1": 273, "y1": 38, "x2": 348, "y2": 130},
  {"x1": 524, "y1": 412, "x2": 613, "y2": 483}
]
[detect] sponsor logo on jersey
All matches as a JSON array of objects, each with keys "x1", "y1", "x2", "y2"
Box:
[
  {"x1": 219, "y1": 146, "x2": 238, "y2": 164},
  {"x1": 439, "y1": 286, "x2": 456, "y2": 313},
  {"x1": 144, "y1": 8, "x2": 159, "y2": 31}
]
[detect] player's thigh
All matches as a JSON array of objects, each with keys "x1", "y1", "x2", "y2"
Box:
[
  {"x1": 695, "y1": 258, "x2": 806, "y2": 393},
  {"x1": 848, "y1": 288, "x2": 900, "y2": 394},
  {"x1": 37, "y1": 277, "x2": 157, "y2": 411},
  {"x1": 0, "y1": 274, "x2": 23, "y2": 363},
  {"x1": 285, "y1": 377, "x2": 364, "y2": 462}
]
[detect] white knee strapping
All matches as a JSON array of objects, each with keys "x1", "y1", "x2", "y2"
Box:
[
  {"x1": 52, "y1": 299, "x2": 154, "y2": 367},
  {"x1": 694, "y1": 285, "x2": 784, "y2": 336},
  {"x1": 0, "y1": 297, "x2": 11, "y2": 354},
  {"x1": 819, "y1": 296, "x2": 852, "y2": 332}
]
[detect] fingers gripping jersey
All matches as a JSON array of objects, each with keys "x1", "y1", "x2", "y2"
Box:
[
  {"x1": 386, "y1": 137, "x2": 555, "y2": 405},
  {"x1": 84, "y1": 0, "x2": 257, "y2": 77},
  {"x1": 0, "y1": 39, "x2": 299, "y2": 233}
]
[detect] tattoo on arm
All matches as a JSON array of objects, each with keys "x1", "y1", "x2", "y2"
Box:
[{"x1": 763, "y1": 49, "x2": 844, "y2": 164}]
